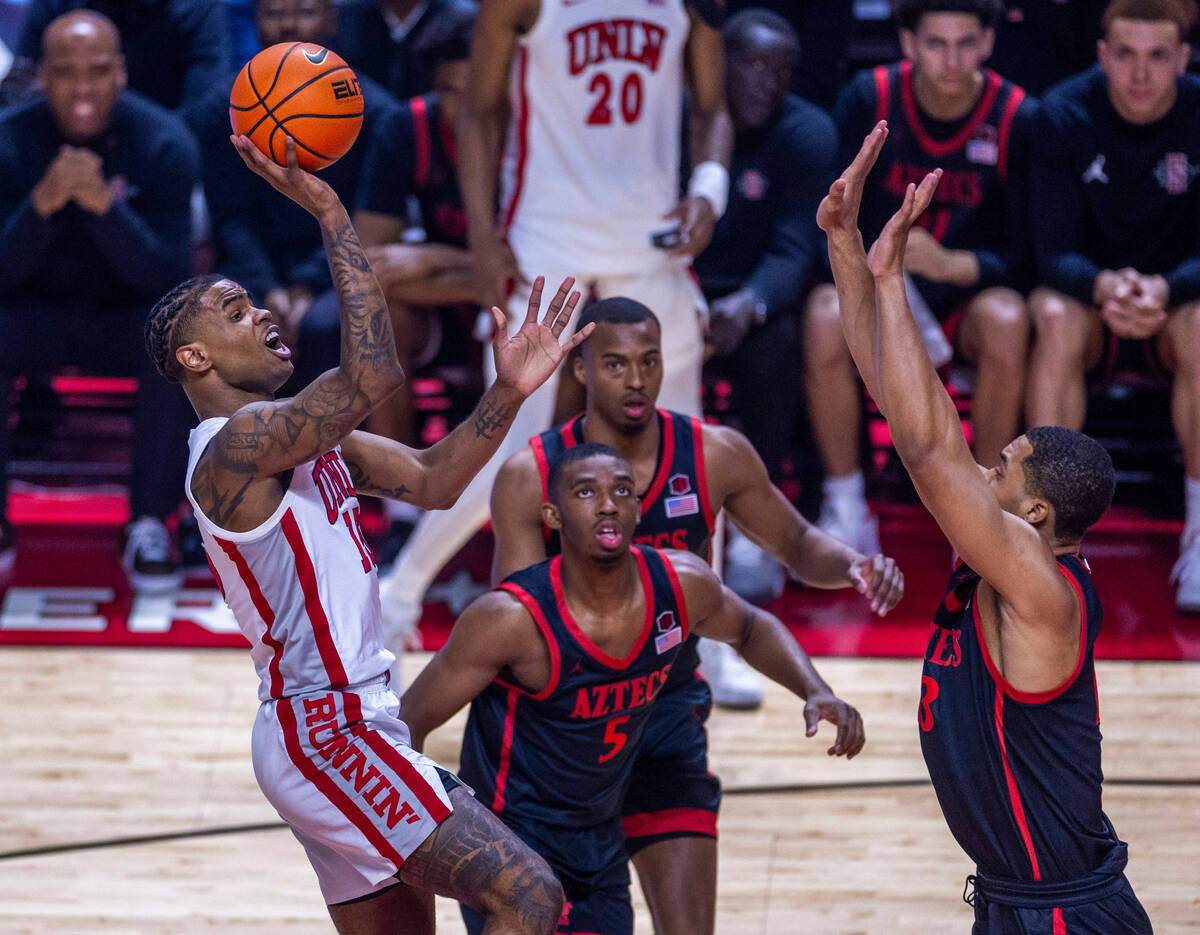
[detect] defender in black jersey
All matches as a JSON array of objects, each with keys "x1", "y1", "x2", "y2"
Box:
[
  {"x1": 822, "y1": 124, "x2": 1150, "y2": 933},
  {"x1": 489, "y1": 299, "x2": 903, "y2": 935},
  {"x1": 400, "y1": 443, "x2": 865, "y2": 935},
  {"x1": 1026, "y1": 0, "x2": 1200, "y2": 615},
  {"x1": 804, "y1": 0, "x2": 1036, "y2": 560}
]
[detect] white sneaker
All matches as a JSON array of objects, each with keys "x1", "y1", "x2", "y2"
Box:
[
  {"x1": 1171, "y1": 530, "x2": 1200, "y2": 615},
  {"x1": 122, "y1": 516, "x2": 183, "y2": 594},
  {"x1": 724, "y1": 525, "x2": 785, "y2": 605},
  {"x1": 698, "y1": 638, "x2": 764, "y2": 710},
  {"x1": 379, "y1": 583, "x2": 423, "y2": 692},
  {"x1": 818, "y1": 500, "x2": 881, "y2": 557}
]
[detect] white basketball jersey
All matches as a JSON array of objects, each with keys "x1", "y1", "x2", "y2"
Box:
[
  {"x1": 500, "y1": 0, "x2": 691, "y2": 274},
  {"x1": 186, "y1": 419, "x2": 394, "y2": 701}
]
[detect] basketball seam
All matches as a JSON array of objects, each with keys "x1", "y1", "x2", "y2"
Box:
[{"x1": 240, "y1": 44, "x2": 354, "y2": 164}]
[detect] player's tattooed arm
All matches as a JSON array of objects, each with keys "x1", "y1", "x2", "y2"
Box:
[
  {"x1": 337, "y1": 277, "x2": 591, "y2": 511},
  {"x1": 399, "y1": 788, "x2": 563, "y2": 928}
]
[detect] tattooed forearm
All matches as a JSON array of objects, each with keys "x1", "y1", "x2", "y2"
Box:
[
  {"x1": 321, "y1": 215, "x2": 400, "y2": 379},
  {"x1": 347, "y1": 458, "x2": 413, "y2": 501},
  {"x1": 472, "y1": 398, "x2": 514, "y2": 440}
]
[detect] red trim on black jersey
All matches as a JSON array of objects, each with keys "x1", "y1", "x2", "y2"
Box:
[
  {"x1": 993, "y1": 687, "x2": 1042, "y2": 880},
  {"x1": 1053, "y1": 907, "x2": 1066, "y2": 934},
  {"x1": 638, "y1": 411, "x2": 677, "y2": 516},
  {"x1": 438, "y1": 107, "x2": 458, "y2": 168},
  {"x1": 281, "y1": 509, "x2": 349, "y2": 690},
  {"x1": 495, "y1": 582, "x2": 562, "y2": 701},
  {"x1": 621, "y1": 807, "x2": 717, "y2": 839},
  {"x1": 215, "y1": 535, "x2": 284, "y2": 698},
  {"x1": 410, "y1": 96, "x2": 431, "y2": 190},
  {"x1": 660, "y1": 549, "x2": 690, "y2": 640},
  {"x1": 900, "y1": 62, "x2": 1003, "y2": 157},
  {"x1": 690, "y1": 417, "x2": 716, "y2": 555},
  {"x1": 531, "y1": 434, "x2": 551, "y2": 503},
  {"x1": 550, "y1": 550, "x2": 655, "y2": 669},
  {"x1": 491, "y1": 686, "x2": 520, "y2": 813},
  {"x1": 995, "y1": 85, "x2": 1025, "y2": 181},
  {"x1": 277, "y1": 697, "x2": 409, "y2": 869},
  {"x1": 873, "y1": 65, "x2": 891, "y2": 126},
  {"x1": 343, "y1": 692, "x2": 451, "y2": 823},
  {"x1": 972, "y1": 564, "x2": 1088, "y2": 705},
  {"x1": 502, "y1": 48, "x2": 531, "y2": 231}
]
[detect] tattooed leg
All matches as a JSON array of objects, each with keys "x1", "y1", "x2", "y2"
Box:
[{"x1": 399, "y1": 788, "x2": 563, "y2": 934}]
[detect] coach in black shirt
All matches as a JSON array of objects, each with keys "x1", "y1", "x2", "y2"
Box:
[
  {"x1": 1028, "y1": 0, "x2": 1200, "y2": 613},
  {"x1": 0, "y1": 10, "x2": 199, "y2": 586},
  {"x1": 696, "y1": 9, "x2": 836, "y2": 493}
]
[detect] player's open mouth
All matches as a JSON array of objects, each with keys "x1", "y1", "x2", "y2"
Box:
[
  {"x1": 595, "y1": 523, "x2": 623, "y2": 549},
  {"x1": 622, "y1": 397, "x2": 649, "y2": 418},
  {"x1": 264, "y1": 327, "x2": 292, "y2": 359}
]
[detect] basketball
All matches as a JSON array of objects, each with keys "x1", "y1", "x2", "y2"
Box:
[{"x1": 229, "y1": 42, "x2": 364, "y2": 171}]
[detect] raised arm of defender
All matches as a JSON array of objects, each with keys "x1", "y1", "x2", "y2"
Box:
[{"x1": 818, "y1": 124, "x2": 1074, "y2": 634}]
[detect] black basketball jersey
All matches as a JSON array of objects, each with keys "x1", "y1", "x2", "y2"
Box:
[
  {"x1": 406, "y1": 93, "x2": 465, "y2": 247},
  {"x1": 919, "y1": 555, "x2": 1126, "y2": 882},
  {"x1": 459, "y1": 546, "x2": 689, "y2": 829},
  {"x1": 531, "y1": 410, "x2": 715, "y2": 694},
  {"x1": 857, "y1": 61, "x2": 1027, "y2": 252}
]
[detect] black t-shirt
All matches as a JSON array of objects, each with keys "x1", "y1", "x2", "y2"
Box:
[
  {"x1": 694, "y1": 94, "x2": 836, "y2": 315},
  {"x1": 1032, "y1": 65, "x2": 1200, "y2": 306}
]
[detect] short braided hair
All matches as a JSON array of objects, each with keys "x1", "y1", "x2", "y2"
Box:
[{"x1": 145, "y1": 274, "x2": 222, "y2": 382}]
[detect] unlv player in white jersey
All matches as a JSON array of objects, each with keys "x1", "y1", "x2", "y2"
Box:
[
  {"x1": 378, "y1": 0, "x2": 736, "y2": 738},
  {"x1": 144, "y1": 133, "x2": 593, "y2": 934}
]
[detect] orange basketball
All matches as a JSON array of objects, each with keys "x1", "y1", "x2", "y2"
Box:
[{"x1": 229, "y1": 42, "x2": 364, "y2": 171}]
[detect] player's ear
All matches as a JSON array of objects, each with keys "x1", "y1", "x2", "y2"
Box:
[
  {"x1": 541, "y1": 501, "x2": 563, "y2": 531},
  {"x1": 571, "y1": 349, "x2": 587, "y2": 386},
  {"x1": 1023, "y1": 497, "x2": 1049, "y2": 530},
  {"x1": 176, "y1": 341, "x2": 213, "y2": 376}
]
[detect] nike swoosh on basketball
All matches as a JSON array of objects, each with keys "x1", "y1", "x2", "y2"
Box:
[{"x1": 303, "y1": 47, "x2": 330, "y2": 65}]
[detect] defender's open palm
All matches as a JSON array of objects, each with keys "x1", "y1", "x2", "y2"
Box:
[
  {"x1": 868, "y1": 167, "x2": 942, "y2": 278},
  {"x1": 230, "y1": 133, "x2": 338, "y2": 218},
  {"x1": 804, "y1": 691, "x2": 865, "y2": 759},
  {"x1": 490, "y1": 275, "x2": 593, "y2": 397},
  {"x1": 817, "y1": 121, "x2": 889, "y2": 239}
]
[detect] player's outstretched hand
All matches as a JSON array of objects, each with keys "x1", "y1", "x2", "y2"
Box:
[
  {"x1": 803, "y1": 691, "x2": 865, "y2": 759},
  {"x1": 230, "y1": 133, "x2": 338, "y2": 219},
  {"x1": 490, "y1": 275, "x2": 592, "y2": 397},
  {"x1": 849, "y1": 553, "x2": 905, "y2": 616},
  {"x1": 867, "y1": 167, "x2": 941, "y2": 279},
  {"x1": 817, "y1": 121, "x2": 888, "y2": 241}
]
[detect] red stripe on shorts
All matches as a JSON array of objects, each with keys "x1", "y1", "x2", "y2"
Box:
[
  {"x1": 621, "y1": 807, "x2": 717, "y2": 839},
  {"x1": 343, "y1": 693, "x2": 451, "y2": 823},
  {"x1": 276, "y1": 697, "x2": 408, "y2": 868}
]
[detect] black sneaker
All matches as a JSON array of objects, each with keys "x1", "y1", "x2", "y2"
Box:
[
  {"x1": 122, "y1": 516, "x2": 182, "y2": 593},
  {"x1": 0, "y1": 519, "x2": 14, "y2": 575}
]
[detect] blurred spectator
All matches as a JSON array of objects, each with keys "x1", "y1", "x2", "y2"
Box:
[
  {"x1": 989, "y1": 0, "x2": 1108, "y2": 94},
  {"x1": 196, "y1": 0, "x2": 403, "y2": 391},
  {"x1": 336, "y1": 0, "x2": 477, "y2": 100},
  {"x1": 726, "y1": 0, "x2": 856, "y2": 110},
  {"x1": 350, "y1": 5, "x2": 477, "y2": 436},
  {"x1": 0, "y1": 10, "x2": 199, "y2": 586},
  {"x1": 696, "y1": 9, "x2": 835, "y2": 484},
  {"x1": 1027, "y1": 0, "x2": 1200, "y2": 612},
  {"x1": 805, "y1": 0, "x2": 1035, "y2": 555},
  {"x1": 1, "y1": 0, "x2": 229, "y2": 130},
  {"x1": 353, "y1": 2, "x2": 478, "y2": 562},
  {"x1": 696, "y1": 8, "x2": 837, "y2": 603}
]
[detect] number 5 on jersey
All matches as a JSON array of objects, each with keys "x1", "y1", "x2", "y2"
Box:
[{"x1": 600, "y1": 714, "x2": 631, "y2": 762}]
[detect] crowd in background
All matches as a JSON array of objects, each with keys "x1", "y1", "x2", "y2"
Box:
[{"x1": 0, "y1": 0, "x2": 1198, "y2": 614}]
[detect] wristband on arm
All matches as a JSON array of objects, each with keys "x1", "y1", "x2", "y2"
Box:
[{"x1": 688, "y1": 161, "x2": 729, "y2": 219}]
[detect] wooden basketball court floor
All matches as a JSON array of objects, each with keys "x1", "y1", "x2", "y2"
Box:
[{"x1": 1, "y1": 648, "x2": 1196, "y2": 934}]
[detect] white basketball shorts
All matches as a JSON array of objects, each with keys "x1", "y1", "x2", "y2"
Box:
[{"x1": 252, "y1": 676, "x2": 454, "y2": 904}]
